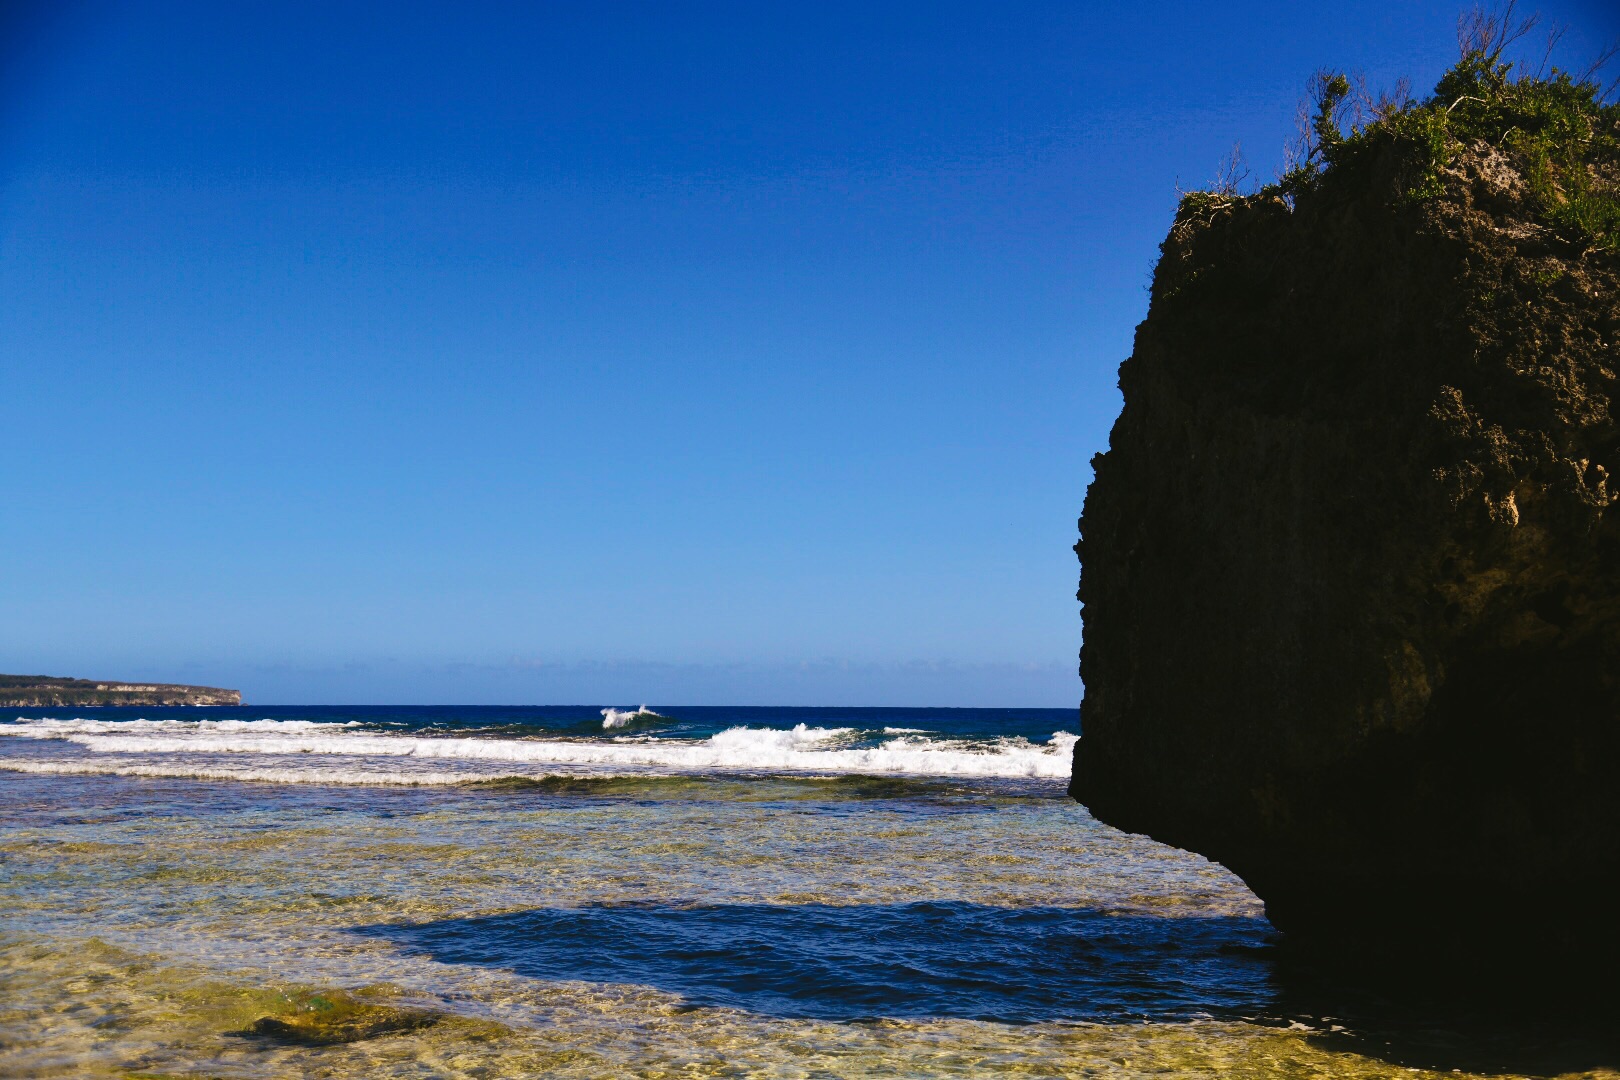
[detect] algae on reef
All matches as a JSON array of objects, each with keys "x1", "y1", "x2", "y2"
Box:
[{"x1": 1073, "y1": 42, "x2": 1620, "y2": 965}]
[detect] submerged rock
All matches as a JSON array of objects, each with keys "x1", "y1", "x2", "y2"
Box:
[
  {"x1": 231, "y1": 989, "x2": 442, "y2": 1046},
  {"x1": 1073, "y1": 54, "x2": 1620, "y2": 965}
]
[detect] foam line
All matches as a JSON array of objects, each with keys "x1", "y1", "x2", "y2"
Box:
[
  {"x1": 2, "y1": 718, "x2": 1077, "y2": 779},
  {"x1": 0, "y1": 760, "x2": 519, "y2": 786},
  {"x1": 4, "y1": 717, "x2": 359, "y2": 734}
]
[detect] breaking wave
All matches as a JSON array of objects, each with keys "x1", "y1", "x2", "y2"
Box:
[
  {"x1": 2, "y1": 716, "x2": 1076, "y2": 780},
  {"x1": 600, "y1": 705, "x2": 666, "y2": 729}
]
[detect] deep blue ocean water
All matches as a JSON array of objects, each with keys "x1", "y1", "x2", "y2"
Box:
[{"x1": 0, "y1": 702, "x2": 1077, "y2": 741}]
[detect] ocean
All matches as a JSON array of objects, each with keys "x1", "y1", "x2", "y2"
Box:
[{"x1": 0, "y1": 706, "x2": 1605, "y2": 1077}]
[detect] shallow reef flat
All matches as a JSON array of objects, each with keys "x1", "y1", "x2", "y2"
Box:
[
  {"x1": 16, "y1": 935, "x2": 1613, "y2": 1080},
  {"x1": 1, "y1": 771, "x2": 1616, "y2": 1078}
]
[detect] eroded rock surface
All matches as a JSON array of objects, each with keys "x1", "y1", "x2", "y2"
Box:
[{"x1": 1073, "y1": 126, "x2": 1620, "y2": 963}]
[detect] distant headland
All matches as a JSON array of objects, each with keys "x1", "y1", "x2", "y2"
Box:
[{"x1": 0, "y1": 675, "x2": 241, "y2": 707}]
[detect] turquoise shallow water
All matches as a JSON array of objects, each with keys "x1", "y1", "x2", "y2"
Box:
[{"x1": 1, "y1": 707, "x2": 1615, "y2": 1078}]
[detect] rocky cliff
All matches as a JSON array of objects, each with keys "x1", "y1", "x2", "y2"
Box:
[
  {"x1": 1073, "y1": 51, "x2": 1620, "y2": 964},
  {"x1": 0, "y1": 675, "x2": 241, "y2": 707}
]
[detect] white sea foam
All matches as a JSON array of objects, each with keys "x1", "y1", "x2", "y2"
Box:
[
  {"x1": 0, "y1": 717, "x2": 1077, "y2": 779},
  {"x1": 882, "y1": 727, "x2": 930, "y2": 734},
  {"x1": 4, "y1": 717, "x2": 360, "y2": 735},
  {"x1": 707, "y1": 723, "x2": 853, "y2": 750}
]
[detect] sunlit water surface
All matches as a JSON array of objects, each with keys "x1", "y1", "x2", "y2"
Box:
[{"x1": 1, "y1": 707, "x2": 1613, "y2": 1078}]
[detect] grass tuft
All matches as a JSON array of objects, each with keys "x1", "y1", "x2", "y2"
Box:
[{"x1": 1214, "y1": 9, "x2": 1620, "y2": 251}]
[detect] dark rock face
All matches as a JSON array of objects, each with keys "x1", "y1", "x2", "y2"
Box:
[{"x1": 1073, "y1": 145, "x2": 1620, "y2": 963}]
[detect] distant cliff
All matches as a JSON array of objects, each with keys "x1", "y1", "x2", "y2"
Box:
[
  {"x1": 1074, "y1": 42, "x2": 1619, "y2": 965},
  {"x1": 0, "y1": 675, "x2": 241, "y2": 707}
]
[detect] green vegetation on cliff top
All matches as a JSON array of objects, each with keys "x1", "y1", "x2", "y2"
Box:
[{"x1": 1194, "y1": 6, "x2": 1620, "y2": 252}]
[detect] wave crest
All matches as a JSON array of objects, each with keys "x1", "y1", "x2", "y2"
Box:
[{"x1": 600, "y1": 706, "x2": 666, "y2": 730}]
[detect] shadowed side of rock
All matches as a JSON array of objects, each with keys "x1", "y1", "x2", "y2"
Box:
[{"x1": 1073, "y1": 100, "x2": 1620, "y2": 965}]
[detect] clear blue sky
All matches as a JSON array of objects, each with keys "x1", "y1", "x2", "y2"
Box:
[{"x1": 3, "y1": 1, "x2": 1617, "y2": 705}]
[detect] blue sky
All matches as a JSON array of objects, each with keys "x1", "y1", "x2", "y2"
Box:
[{"x1": 3, "y1": 0, "x2": 1617, "y2": 705}]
